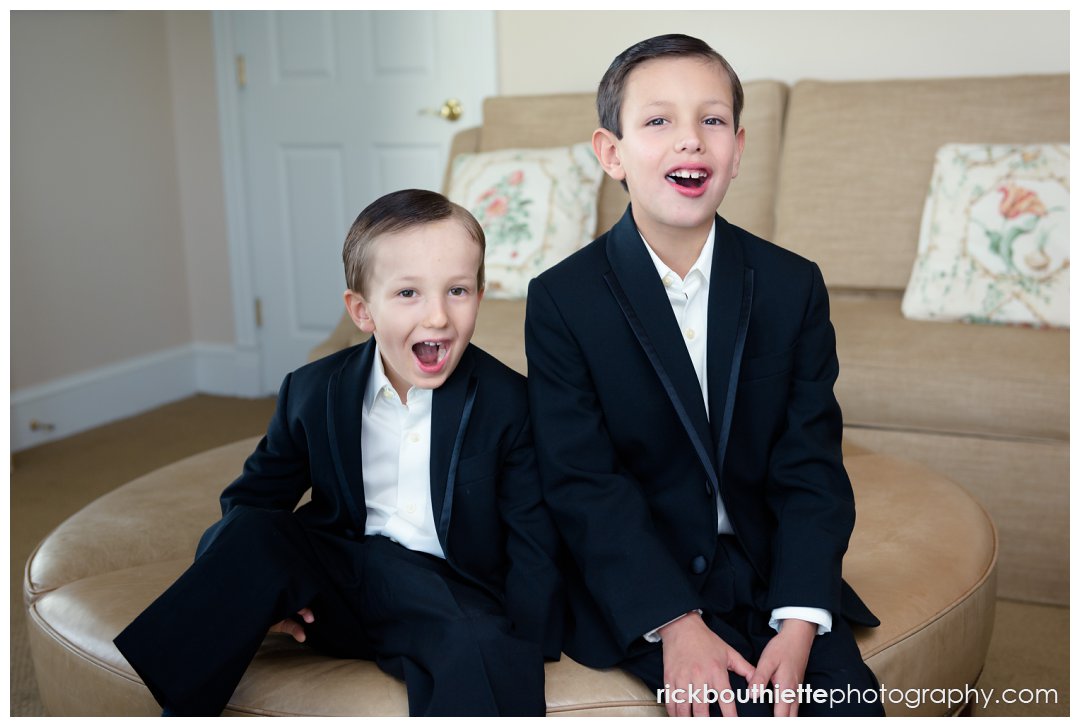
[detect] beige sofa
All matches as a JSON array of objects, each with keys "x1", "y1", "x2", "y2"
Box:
[
  {"x1": 25, "y1": 73, "x2": 1064, "y2": 716},
  {"x1": 318, "y1": 73, "x2": 1070, "y2": 607}
]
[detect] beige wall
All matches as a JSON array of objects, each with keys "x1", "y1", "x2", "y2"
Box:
[
  {"x1": 12, "y1": 11, "x2": 192, "y2": 389},
  {"x1": 164, "y1": 11, "x2": 234, "y2": 345},
  {"x1": 496, "y1": 11, "x2": 1069, "y2": 94}
]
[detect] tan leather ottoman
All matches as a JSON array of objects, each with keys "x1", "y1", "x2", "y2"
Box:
[{"x1": 25, "y1": 439, "x2": 995, "y2": 716}]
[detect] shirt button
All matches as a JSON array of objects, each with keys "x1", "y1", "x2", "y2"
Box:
[
  {"x1": 408, "y1": 431, "x2": 420, "y2": 444},
  {"x1": 685, "y1": 328, "x2": 696, "y2": 340},
  {"x1": 662, "y1": 273, "x2": 674, "y2": 287},
  {"x1": 404, "y1": 503, "x2": 417, "y2": 514},
  {"x1": 382, "y1": 388, "x2": 394, "y2": 400}
]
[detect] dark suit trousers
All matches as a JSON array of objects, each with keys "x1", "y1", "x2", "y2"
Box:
[
  {"x1": 620, "y1": 536, "x2": 884, "y2": 717},
  {"x1": 113, "y1": 506, "x2": 545, "y2": 716}
]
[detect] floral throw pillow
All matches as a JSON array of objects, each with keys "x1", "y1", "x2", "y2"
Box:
[
  {"x1": 901, "y1": 143, "x2": 1069, "y2": 328},
  {"x1": 447, "y1": 142, "x2": 603, "y2": 298}
]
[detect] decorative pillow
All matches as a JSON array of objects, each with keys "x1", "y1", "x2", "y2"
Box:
[
  {"x1": 447, "y1": 142, "x2": 604, "y2": 298},
  {"x1": 901, "y1": 143, "x2": 1069, "y2": 328}
]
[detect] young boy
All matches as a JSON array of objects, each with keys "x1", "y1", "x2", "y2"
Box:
[
  {"x1": 115, "y1": 189, "x2": 562, "y2": 717},
  {"x1": 525, "y1": 35, "x2": 883, "y2": 717}
]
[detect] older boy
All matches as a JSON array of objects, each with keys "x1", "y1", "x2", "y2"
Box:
[
  {"x1": 525, "y1": 35, "x2": 882, "y2": 716},
  {"x1": 115, "y1": 189, "x2": 562, "y2": 716}
]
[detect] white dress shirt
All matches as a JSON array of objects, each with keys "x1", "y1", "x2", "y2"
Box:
[
  {"x1": 639, "y1": 223, "x2": 831, "y2": 640},
  {"x1": 361, "y1": 346, "x2": 445, "y2": 559}
]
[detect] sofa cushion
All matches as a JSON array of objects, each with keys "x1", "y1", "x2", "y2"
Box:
[
  {"x1": 472, "y1": 299, "x2": 528, "y2": 375},
  {"x1": 446, "y1": 142, "x2": 604, "y2": 298},
  {"x1": 312, "y1": 291, "x2": 1067, "y2": 444},
  {"x1": 474, "y1": 296, "x2": 1070, "y2": 443},
  {"x1": 477, "y1": 81, "x2": 787, "y2": 242},
  {"x1": 775, "y1": 75, "x2": 1069, "y2": 291},
  {"x1": 901, "y1": 143, "x2": 1070, "y2": 328},
  {"x1": 832, "y1": 294, "x2": 1068, "y2": 441}
]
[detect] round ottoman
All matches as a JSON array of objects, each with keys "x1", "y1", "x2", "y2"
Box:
[{"x1": 24, "y1": 439, "x2": 996, "y2": 716}]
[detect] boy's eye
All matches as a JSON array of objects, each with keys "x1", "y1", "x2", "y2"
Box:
[
  {"x1": 645, "y1": 118, "x2": 667, "y2": 126},
  {"x1": 449, "y1": 287, "x2": 468, "y2": 297},
  {"x1": 704, "y1": 117, "x2": 726, "y2": 126},
  {"x1": 397, "y1": 289, "x2": 416, "y2": 298}
]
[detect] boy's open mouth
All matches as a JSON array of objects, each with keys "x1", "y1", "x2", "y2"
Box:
[
  {"x1": 412, "y1": 340, "x2": 449, "y2": 369},
  {"x1": 666, "y1": 168, "x2": 709, "y2": 189}
]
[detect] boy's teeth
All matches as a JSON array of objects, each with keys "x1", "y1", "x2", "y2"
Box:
[
  {"x1": 667, "y1": 169, "x2": 708, "y2": 188},
  {"x1": 413, "y1": 341, "x2": 442, "y2": 365}
]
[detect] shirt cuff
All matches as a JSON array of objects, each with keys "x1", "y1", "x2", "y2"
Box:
[
  {"x1": 769, "y1": 607, "x2": 832, "y2": 636},
  {"x1": 644, "y1": 609, "x2": 703, "y2": 643}
]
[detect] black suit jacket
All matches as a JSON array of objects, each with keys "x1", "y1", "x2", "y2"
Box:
[
  {"x1": 525, "y1": 207, "x2": 877, "y2": 668},
  {"x1": 199, "y1": 339, "x2": 564, "y2": 659}
]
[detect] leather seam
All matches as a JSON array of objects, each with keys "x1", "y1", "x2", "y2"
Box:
[{"x1": 26, "y1": 602, "x2": 144, "y2": 683}]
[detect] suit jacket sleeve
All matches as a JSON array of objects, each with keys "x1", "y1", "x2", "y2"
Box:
[
  {"x1": 198, "y1": 373, "x2": 312, "y2": 555},
  {"x1": 497, "y1": 413, "x2": 565, "y2": 661},
  {"x1": 764, "y1": 263, "x2": 854, "y2": 614},
  {"x1": 525, "y1": 277, "x2": 703, "y2": 652}
]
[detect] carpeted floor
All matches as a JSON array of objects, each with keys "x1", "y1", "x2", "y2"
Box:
[{"x1": 10, "y1": 395, "x2": 1070, "y2": 716}]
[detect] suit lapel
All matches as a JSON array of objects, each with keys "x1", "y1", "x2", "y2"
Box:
[
  {"x1": 707, "y1": 216, "x2": 754, "y2": 478},
  {"x1": 604, "y1": 206, "x2": 718, "y2": 488},
  {"x1": 327, "y1": 339, "x2": 376, "y2": 531},
  {"x1": 430, "y1": 346, "x2": 478, "y2": 549}
]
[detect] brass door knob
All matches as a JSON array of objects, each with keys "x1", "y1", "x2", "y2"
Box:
[{"x1": 419, "y1": 98, "x2": 463, "y2": 122}]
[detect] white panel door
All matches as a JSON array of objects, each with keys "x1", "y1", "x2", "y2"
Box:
[{"x1": 227, "y1": 11, "x2": 497, "y2": 392}]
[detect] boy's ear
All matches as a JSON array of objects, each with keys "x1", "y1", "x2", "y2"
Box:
[
  {"x1": 592, "y1": 128, "x2": 626, "y2": 182},
  {"x1": 731, "y1": 126, "x2": 747, "y2": 180},
  {"x1": 343, "y1": 289, "x2": 375, "y2": 334}
]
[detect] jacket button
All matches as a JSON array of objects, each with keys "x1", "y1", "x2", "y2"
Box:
[
  {"x1": 705, "y1": 483, "x2": 714, "y2": 497},
  {"x1": 345, "y1": 528, "x2": 356, "y2": 539},
  {"x1": 690, "y1": 555, "x2": 708, "y2": 574}
]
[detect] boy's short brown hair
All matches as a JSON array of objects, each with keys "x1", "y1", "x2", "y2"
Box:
[
  {"x1": 596, "y1": 33, "x2": 744, "y2": 138},
  {"x1": 342, "y1": 189, "x2": 486, "y2": 296}
]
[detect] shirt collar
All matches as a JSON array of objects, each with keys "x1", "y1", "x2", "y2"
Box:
[
  {"x1": 639, "y1": 220, "x2": 716, "y2": 287},
  {"x1": 364, "y1": 344, "x2": 391, "y2": 413}
]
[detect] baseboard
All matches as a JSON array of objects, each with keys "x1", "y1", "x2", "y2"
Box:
[
  {"x1": 192, "y1": 343, "x2": 263, "y2": 398},
  {"x1": 11, "y1": 344, "x2": 264, "y2": 452}
]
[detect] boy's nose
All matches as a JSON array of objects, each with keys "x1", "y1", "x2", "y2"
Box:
[
  {"x1": 424, "y1": 299, "x2": 449, "y2": 328},
  {"x1": 678, "y1": 127, "x2": 704, "y2": 153},
  {"x1": 675, "y1": 132, "x2": 703, "y2": 153}
]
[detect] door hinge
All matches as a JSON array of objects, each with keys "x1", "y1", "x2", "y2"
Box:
[
  {"x1": 236, "y1": 54, "x2": 247, "y2": 89},
  {"x1": 254, "y1": 297, "x2": 263, "y2": 328}
]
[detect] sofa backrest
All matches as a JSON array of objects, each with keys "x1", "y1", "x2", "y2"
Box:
[
  {"x1": 442, "y1": 81, "x2": 789, "y2": 243},
  {"x1": 775, "y1": 74, "x2": 1070, "y2": 291}
]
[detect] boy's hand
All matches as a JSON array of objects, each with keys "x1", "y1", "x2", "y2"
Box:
[
  {"x1": 268, "y1": 607, "x2": 314, "y2": 643},
  {"x1": 659, "y1": 612, "x2": 755, "y2": 717},
  {"x1": 747, "y1": 618, "x2": 816, "y2": 717}
]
